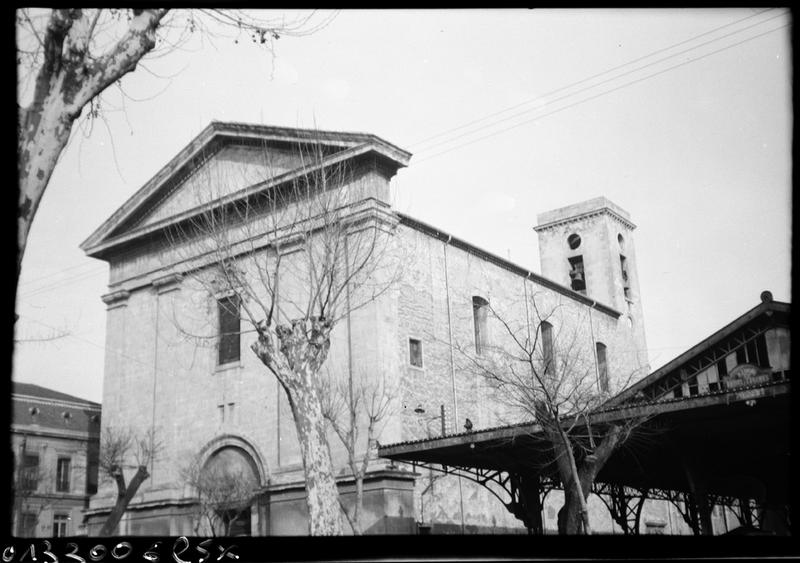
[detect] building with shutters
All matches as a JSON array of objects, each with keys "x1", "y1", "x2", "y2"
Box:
[
  {"x1": 80, "y1": 122, "x2": 650, "y2": 535},
  {"x1": 11, "y1": 382, "x2": 101, "y2": 537}
]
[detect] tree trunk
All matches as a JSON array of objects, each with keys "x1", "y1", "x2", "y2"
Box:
[
  {"x1": 550, "y1": 424, "x2": 624, "y2": 535},
  {"x1": 17, "y1": 8, "x2": 167, "y2": 277},
  {"x1": 285, "y1": 376, "x2": 343, "y2": 535},
  {"x1": 251, "y1": 318, "x2": 343, "y2": 535},
  {"x1": 98, "y1": 465, "x2": 149, "y2": 536}
]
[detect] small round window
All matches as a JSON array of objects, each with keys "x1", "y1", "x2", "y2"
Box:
[
  {"x1": 567, "y1": 234, "x2": 581, "y2": 250},
  {"x1": 617, "y1": 233, "x2": 625, "y2": 250}
]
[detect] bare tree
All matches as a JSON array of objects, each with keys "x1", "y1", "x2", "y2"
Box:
[
  {"x1": 164, "y1": 138, "x2": 402, "y2": 535},
  {"x1": 97, "y1": 427, "x2": 161, "y2": 536},
  {"x1": 457, "y1": 293, "x2": 645, "y2": 535},
  {"x1": 12, "y1": 456, "x2": 52, "y2": 537},
  {"x1": 320, "y1": 369, "x2": 397, "y2": 534},
  {"x1": 181, "y1": 456, "x2": 260, "y2": 537},
  {"x1": 15, "y1": 8, "x2": 334, "y2": 279}
]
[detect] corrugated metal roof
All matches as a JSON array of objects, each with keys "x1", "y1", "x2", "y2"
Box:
[{"x1": 381, "y1": 378, "x2": 788, "y2": 450}]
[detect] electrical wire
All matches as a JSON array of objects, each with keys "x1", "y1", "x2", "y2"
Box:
[
  {"x1": 412, "y1": 22, "x2": 789, "y2": 166},
  {"x1": 410, "y1": 8, "x2": 779, "y2": 149}
]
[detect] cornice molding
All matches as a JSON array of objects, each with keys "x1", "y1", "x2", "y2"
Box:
[
  {"x1": 534, "y1": 207, "x2": 637, "y2": 232},
  {"x1": 101, "y1": 289, "x2": 131, "y2": 309},
  {"x1": 152, "y1": 272, "x2": 183, "y2": 294},
  {"x1": 81, "y1": 124, "x2": 411, "y2": 260}
]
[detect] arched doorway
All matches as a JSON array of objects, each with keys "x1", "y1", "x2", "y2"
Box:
[{"x1": 197, "y1": 446, "x2": 260, "y2": 536}]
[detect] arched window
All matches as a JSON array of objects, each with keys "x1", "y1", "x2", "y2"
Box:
[
  {"x1": 472, "y1": 296, "x2": 489, "y2": 354},
  {"x1": 541, "y1": 321, "x2": 554, "y2": 374},
  {"x1": 596, "y1": 342, "x2": 609, "y2": 392}
]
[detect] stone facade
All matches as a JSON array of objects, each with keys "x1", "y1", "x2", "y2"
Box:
[
  {"x1": 11, "y1": 383, "x2": 101, "y2": 537},
  {"x1": 81, "y1": 122, "x2": 651, "y2": 535}
]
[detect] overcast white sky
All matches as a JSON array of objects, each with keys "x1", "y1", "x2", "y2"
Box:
[{"x1": 14, "y1": 9, "x2": 792, "y2": 403}]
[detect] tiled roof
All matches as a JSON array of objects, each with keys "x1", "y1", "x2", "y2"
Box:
[
  {"x1": 12, "y1": 382, "x2": 101, "y2": 434},
  {"x1": 12, "y1": 382, "x2": 100, "y2": 408}
]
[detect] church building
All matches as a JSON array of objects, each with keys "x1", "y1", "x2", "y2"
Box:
[{"x1": 80, "y1": 122, "x2": 649, "y2": 535}]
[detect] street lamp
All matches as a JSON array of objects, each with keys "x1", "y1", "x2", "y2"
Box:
[{"x1": 414, "y1": 404, "x2": 446, "y2": 437}]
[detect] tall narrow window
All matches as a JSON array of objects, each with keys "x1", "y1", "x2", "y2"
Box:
[
  {"x1": 87, "y1": 459, "x2": 99, "y2": 495},
  {"x1": 409, "y1": 338, "x2": 423, "y2": 368},
  {"x1": 620, "y1": 255, "x2": 631, "y2": 299},
  {"x1": 56, "y1": 457, "x2": 71, "y2": 492},
  {"x1": 21, "y1": 453, "x2": 39, "y2": 491},
  {"x1": 568, "y1": 257, "x2": 586, "y2": 294},
  {"x1": 218, "y1": 296, "x2": 241, "y2": 365},
  {"x1": 472, "y1": 296, "x2": 489, "y2": 354},
  {"x1": 541, "y1": 322, "x2": 554, "y2": 375},
  {"x1": 21, "y1": 513, "x2": 37, "y2": 537},
  {"x1": 596, "y1": 342, "x2": 608, "y2": 392}
]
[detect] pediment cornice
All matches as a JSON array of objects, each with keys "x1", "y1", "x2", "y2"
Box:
[{"x1": 81, "y1": 122, "x2": 411, "y2": 260}]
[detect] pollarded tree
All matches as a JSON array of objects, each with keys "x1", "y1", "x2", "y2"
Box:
[
  {"x1": 97, "y1": 427, "x2": 161, "y2": 536},
  {"x1": 165, "y1": 138, "x2": 403, "y2": 535},
  {"x1": 457, "y1": 292, "x2": 645, "y2": 535},
  {"x1": 320, "y1": 368, "x2": 397, "y2": 534},
  {"x1": 16, "y1": 8, "x2": 334, "y2": 279}
]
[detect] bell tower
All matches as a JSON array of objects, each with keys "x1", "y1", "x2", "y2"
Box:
[{"x1": 534, "y1": 197, "x2": 647, "y2": 365}]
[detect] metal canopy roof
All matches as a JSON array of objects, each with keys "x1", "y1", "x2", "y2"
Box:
[{"x1": 379, "y1": 380, "x2": 790, "y2": 501}]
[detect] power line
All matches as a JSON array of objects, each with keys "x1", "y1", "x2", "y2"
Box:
[
  {"x1": 409, "y1": 8, "x2": 779, "y2": 150},
  {"x1": 412, "y1": 23, "x2": 788, "y2": 166},
  {"x1": 19, "y1": 261, "x2": 104, "y2": 288},
  {"x1": 19, "y1": 266, "x2": 107, "y2": 299},
  {"x1": 411, "y1": 11, "x2": 787, "y2": 158}
]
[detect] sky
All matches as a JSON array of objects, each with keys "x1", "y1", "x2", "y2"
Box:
[{"x1": 14, "y1": 9, "x2": 792, "y2": 403}]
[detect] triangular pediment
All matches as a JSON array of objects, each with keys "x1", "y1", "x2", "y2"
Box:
[
  {"x1": 127, "y1": 142, "x2": 313, "y2": 231},
  {"x1": 81, "y1": 122, "x2": 411, "y2": 259}
]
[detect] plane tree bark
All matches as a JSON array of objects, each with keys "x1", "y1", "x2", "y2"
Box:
[
  {"x1": 16, "y1": 8, "x2": 330, "y2": 280},
  {"x1": 17, "y1": 9, "x2": 168, "y2": 277}
]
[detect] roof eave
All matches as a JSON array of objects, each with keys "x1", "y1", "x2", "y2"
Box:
[
  {"x1": 81, "y1": 122, "x2": 411, "y2": 255},
  {"x1": 83, "y1": 143, "x2": 408, "y2": 260}
]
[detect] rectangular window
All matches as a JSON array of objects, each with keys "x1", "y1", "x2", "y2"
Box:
[
  {"x1": 53, "y1": 514, "x2": 69, "y2": 537},
  {"x1": 409, "y1": 338, "x2": 423, "y2": 368},
  {"x1": 568, "y1": 256, "x2": 586, "y2": 294},
  {"x1": 596, "y1": 342, "x2": 608, "y2": 392},
  {"x1": 218, "y1": 296, "x2": 241, "y2": 365},
  {"x1": 21, "y1": 453, "x2": 39, "y2": 491},
  {"x1": 20, "y1": 513, "x2": 37, "y2": 537},
  {"x1": 541, "y1": 322, "x2": 554, "y2": 375},
  {"x1": 472, "y1": 297, "x2": 489, "y2": 354},
  {"x1": 620, "y1": 255, "x2": 630, "y2": 299},
  {"x1": 688, "y1": 377, "x2": 699, "y2": 396},
  {"x1": 755, "y1": 333, "x2": 770, "y2": 368},
  {"x1": 746, "y1": 340, "x2": 758, "y2": 366},
  {"x1": 56, "y1": 457, "x2": 71, "y2": 492},
  {"x1": 87, "y1": 459, "x2": 99, "y2": 495},
  {"x1": 716, "y1": 358, "x2": 728, "y2": 380}
]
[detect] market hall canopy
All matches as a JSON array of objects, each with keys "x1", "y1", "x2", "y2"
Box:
[{"x1": 379, "y1": 297, "x2": 791, "y2": 534}]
